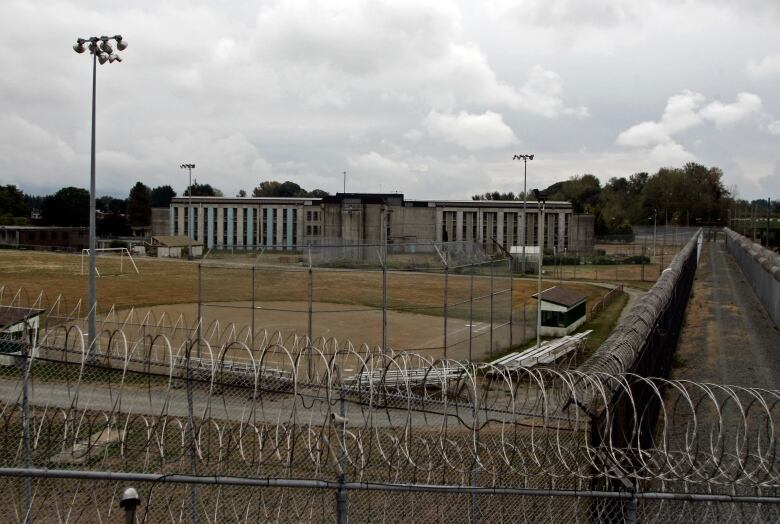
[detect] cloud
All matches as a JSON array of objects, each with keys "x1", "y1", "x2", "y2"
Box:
[
  {"x1": 617, "y1": 91, "x2": 768, "y2": 150},
  {"x1": 699, "y1": 93, "x2": 763, "y2": 127},
  {"x1": 616, "y1": 90, "x2": 705, "y2": 147},
  {"x1": 747, "y1": 54, "x2": 780, "y2": 78},
  {"x1": 423, "y1": 110, "x2": 517, "y2": 150},
  {"x1": 253, "y1": 1, "x2": 584, "y2": 117}
]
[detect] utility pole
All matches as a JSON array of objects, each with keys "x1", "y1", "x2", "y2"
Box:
[
  {"x1": 767, "y1": 198, "x2": 772, "y2": 248},
  {"x1": 513, "y1": 154, "x2": 534, "y2": 274},
  {"x1": 343, "y1": 171, "x2": 346, "y2": 194},
  {"x1": 181, "y1": 164, "x2": 195, "y2": 260},
  {"x1": 533, "y1": 189, "x2": 547, "y2": 350}
]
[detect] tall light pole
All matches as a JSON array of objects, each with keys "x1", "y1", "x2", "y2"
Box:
[
  {"x1": 513, "y1": 154, "x2": 534, "y2": 274},
  {"x1": 180, "y1": 164, "x2": 195, "y2": 260},
  {"x1": 73, "y1": 35, "x2": 128, "y2": 358},
  {"x1": 533, "y1": 189, "x2": 547, "y2": 350},
  {"x1": 652, "y1": 209, "x2": 657, "y2": 257}
]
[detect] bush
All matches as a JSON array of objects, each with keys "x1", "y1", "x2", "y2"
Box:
[
  {"x1": 622, "y1": 255, "x2": 650, "y2": 264},
  {"x1": 543, "y1": 255, "x2": 580, "y2": 265}
]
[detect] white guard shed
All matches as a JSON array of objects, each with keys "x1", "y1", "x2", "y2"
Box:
[{"x1": 532, "y1": 286, "x2": 588, "y2": 337}]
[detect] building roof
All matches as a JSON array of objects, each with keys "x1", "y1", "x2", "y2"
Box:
[
  {"x1": 532, "y1": 286, "x2": 587, "y2": 308},
  {"x1": 152, "y1": 235, "x2": 204, "y2": 247},
  {"x1": 0, "y1": 306, "x2": 44, "y2": 329}
]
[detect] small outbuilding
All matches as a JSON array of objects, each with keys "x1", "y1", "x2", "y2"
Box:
[
  {"x1": 532, "y1": 286, "x2": 588, "y2": 336},
  {"x1": 151, "y1": 235, "x2": 203, "y2": 258},
  {"x1": 0, "y1": 306, "x2": 44, "y2": 365}
]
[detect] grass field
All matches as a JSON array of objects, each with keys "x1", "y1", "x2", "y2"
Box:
[{"x1": 0, "y1": 250, "x2": 607, "y2": 316}]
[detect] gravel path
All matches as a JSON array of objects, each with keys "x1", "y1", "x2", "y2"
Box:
[{"x1": 672, "y1": 240, "x2": 780, "y2": 388}]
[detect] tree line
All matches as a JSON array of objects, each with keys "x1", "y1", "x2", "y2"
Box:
[
  {"x1": 473, "y1": 162, "x2": 779, "y2": 235},
  {"x1": 0, "y1": 179, "x2": 330, "y2": 237}
]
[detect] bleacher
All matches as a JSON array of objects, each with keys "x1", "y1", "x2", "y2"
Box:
[{"x1": 483, "y1": 330, "x2": 592, "y2": 371}]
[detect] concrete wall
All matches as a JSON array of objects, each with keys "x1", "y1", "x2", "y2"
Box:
[
  {"x1": 151, "y1": 208, "x2": 170, "y2": 237},
  {"x1": 569, "y1": 214, "x2": 595, "y2": 253},
  {"x1": 725, "y1": 228, "x2": 780, "y2": 329}
]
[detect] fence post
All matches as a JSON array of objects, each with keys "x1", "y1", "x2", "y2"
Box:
[
  {"x1": 443, "y1": 265, "x2": 449, "y2": 359},
  {"x1": 489, "y1": 263, "x2": 494, "y2": 357},
  {"x1": 197, "y1": 264, "x2": 202, "y2": 360},
  {"x1": 22, "y1": 334, "x2": 31, "y2": 524},
  {"x1": 186, "y1": 340, "x2": 198, "y2": 524},
  {"x1": 307, "y1": 246, "x2": 313, "y2": 381},
  {"x1": 468, "y1": 271, "x2": 474, "y2": 362},
  {"x1": 336, "y1": 387, "x2": 348, "y2": 524},
  {"x1": 508, "y1": 258, "x2": 513, "y2": 351},
  {"x1": 251, "y1": 266, "x2": 256, "y2": 350}
]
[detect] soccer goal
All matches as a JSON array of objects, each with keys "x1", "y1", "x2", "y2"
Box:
[{"x1": 80, "y1": 247, "x2": 140, "y2": 277}]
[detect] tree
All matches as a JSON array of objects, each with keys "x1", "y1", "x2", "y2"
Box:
[
  {"x1": 97, "y1": 196, "x2": 127, "y2": 214},
  {"x1": 0, "y1": 185, "x2": 28, "y2": 224},
  {"x1": 151, "y1": 185, "x2": 176, "y2": 207},
  {"x1": 41, "y1": 187, "x2": 90, "y2": 227},
  {"x1": 127, "y1": 182, "x2": 151, "y2": 228},
  {"x1": 252, "y1": 180, "x2": 329, "y2": 198},
  {"x1": 237, "y1": 189, "x2": 247, "y2": 198},
  {"x1": 97, "y1": 213, "x2": 131, "y2": 237},
  {"x1": 184, "y1": 183, "x2": 220, "y2": 196}
]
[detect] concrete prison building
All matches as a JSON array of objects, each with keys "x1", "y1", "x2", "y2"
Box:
[{"x1": 167, "y1": 193, "x2": 594, "y2": 254}]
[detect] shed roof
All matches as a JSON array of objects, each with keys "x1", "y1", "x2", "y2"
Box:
[
  {"x1": 0, "y1": 306, "x2": 44, "y2": 329},
  {"x1": 152, "y1": 235, "x2": 204, "y2": 247},
  {"x1": 532, "y1": 286, "x2": 587, "y2": 308}
]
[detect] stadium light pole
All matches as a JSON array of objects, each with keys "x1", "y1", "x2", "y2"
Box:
[
  {"x1": 533, "y1": 189, "x2": 547, "y2": 350},
  {"x1": 180, "y1": 164, "x2": 195, "y2": 260},
  {"x1": 73, "y1": 35, "x2": 128, "y2": 358},
  {"x1": 513, "y1": 154, "x2": 534, "y2": 274}
]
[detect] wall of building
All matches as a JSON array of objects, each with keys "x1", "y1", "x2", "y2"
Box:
[
  {"x1": 569, "y1": 214, "x2": 595, "y2": 253},
  {"x1": 170, "y1": 194, "x2": 595, "y2": 253},
  {"x1": 725, "y1": 228, "x2": 780, "y2": 329},
  {"x1": 151, "y1": 208, "x2": 170, "y2": 237},
  {"x1": 0, "y1": 227, "x2": 88, "y2": 250}
]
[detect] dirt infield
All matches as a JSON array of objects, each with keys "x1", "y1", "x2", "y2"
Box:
[{"x1": 116, "y1": 300, "x2": 505, "y2": 361}]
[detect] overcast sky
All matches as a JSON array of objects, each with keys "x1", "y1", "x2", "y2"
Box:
[{"x1": 1, "y1": 0, "x2": 779, "y2": 201}]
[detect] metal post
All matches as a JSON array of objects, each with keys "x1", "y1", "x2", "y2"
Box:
[
  {"x1": 468, "y1": 271, "x2": 474, "y2": 361},
  {"x1": 489, "y1": 263, "x2": 494, "y2": 357},
  {"x1": 443, "y1": 265, "x2": 449, "y2": 359},
  {"x1": 22, "y1": 335, "x2": 31, "y2": 524},
  {"x1": 197, "y1": 263, "x2": 202, "y2": 360},
  {"x1": 660, "y1": 223, "x2": 666, "y2": 270},
  {"x1": 251, "y1": 266, "x2": 256, "y2": 350},
  {"x1": 307, "y1": 246, "x2": 313, "y2": 380},
  {"x1": 188, "y1": 166, "x2": 193, "y2": 260},
  {"x1": 536, "y1": 201, "x2": 545, "y2": 350},
  {"x1": 336, "y1": 387, "x2": 348, "y2": 524},
  {"x1": 186, "y1": 342, "x2": 198, "y2": 524},
  {"x1": 382, "y1": 206, "x2": 388, "y2": 353},
  {"x1": 88, "y1": 50, "x2": 97, "y2": 361},
  {"x1": 768, "y1": 198, "x2": 772, "y2": 248},
  {"x1": 522, "y1": 159, "x2": 527, "y2": 274},
  {"x1": 507, "y1": 257, "x2": 513, "y2": 350}
]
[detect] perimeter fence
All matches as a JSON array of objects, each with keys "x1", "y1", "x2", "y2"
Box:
[
  {"x1": 1, "y1": 228, "x2": 779, "y2": 522},
  {"x1": 0, "y1": 320, "x2": 777, "y2": 523},
  {"x1": 194, "y1": 241, "x2": 529, "y2": 362}
]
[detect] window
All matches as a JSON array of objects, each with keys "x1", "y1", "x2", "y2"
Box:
[
  {"x1": 306, "y1": 225, "x2": 312, "y2": 235},
  {"x1": 242, "y1": 208, "x2": 248, "y2": 246},
  {"x1": 222, "y1": 209, "x2": 228, "y2": 246},
  {"x1": 313, "y1": 211, "x2": 319, "y2": 221},
  {"x1": 306, "y1": 210, "x2": 312, "y2": 221}
]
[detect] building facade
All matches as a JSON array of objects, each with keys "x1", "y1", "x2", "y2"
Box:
[
  {"x1": 0, "y1": 226, "x2": 89, "y2": 250},
  {"x1": 168, "y1": 193, "x2": 595, "y2": 253}
]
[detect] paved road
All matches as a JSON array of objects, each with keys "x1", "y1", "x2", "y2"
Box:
[{"x1": 673, "y1": 240, "x2": 780, "y2": 388}]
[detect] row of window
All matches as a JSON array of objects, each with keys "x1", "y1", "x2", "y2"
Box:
[
  {"x1": 441, "y1": 211, "x2": 566, "y2": 248},
  {"x1": 175, "y1": 206, "x2": 322, "y2": 247}
]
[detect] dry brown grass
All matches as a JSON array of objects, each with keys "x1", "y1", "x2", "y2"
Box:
[{"x1": 0, "y1": 249, "x2": 607, "y2": 316}]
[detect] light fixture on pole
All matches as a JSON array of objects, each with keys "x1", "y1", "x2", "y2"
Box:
[
  {"x1": 513, "y1": 154, "x2": 534, "y2": 274},
  {"x1": 532, "y1": 188, "x2": 547, "y2": 350},
  {"x1": 73, "y1": 34, "x2": 128, "y2": 359},
  {"x1": 180, "y1": 164, "x2": 196, "y2": 261}
]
